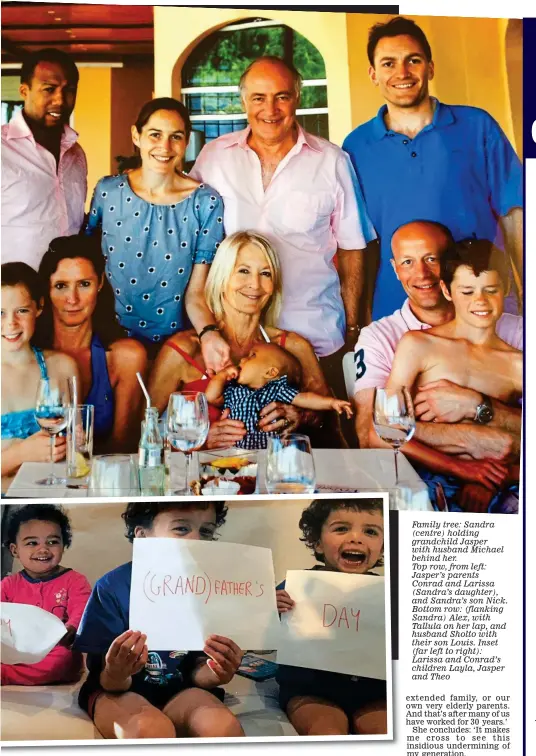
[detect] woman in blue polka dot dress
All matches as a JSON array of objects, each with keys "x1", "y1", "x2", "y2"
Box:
[{"x1": 86, "y1": 98, "x2": 230, "y2": 370}]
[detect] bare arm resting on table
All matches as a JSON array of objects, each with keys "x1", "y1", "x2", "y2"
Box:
[{"x1": 355, "y1": 388, "x2": 510, "y2": 490}]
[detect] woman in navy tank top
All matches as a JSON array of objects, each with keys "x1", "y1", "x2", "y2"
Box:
[{"x1": 36, "y1": 235, "x2": 147, "y2": 453}]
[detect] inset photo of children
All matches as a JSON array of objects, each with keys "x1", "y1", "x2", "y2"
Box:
[{"x1": 0, "y1": 495, "x2": 392, "y2": 743}]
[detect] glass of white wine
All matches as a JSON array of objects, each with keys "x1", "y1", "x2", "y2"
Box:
[
  {"x1": 34, "y1": 378, "x2": 68, "y2": 486},
  {"x1": 167, "y1": 391, "x2": 210, "y2": 494},
  {"x1": 373, "y1": 387, "x2": 416, "y2": 486}
]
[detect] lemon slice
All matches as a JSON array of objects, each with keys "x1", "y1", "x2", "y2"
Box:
[
  {"x1": 73, "y1": 452, "x2": 91, "y2": 478},
  {"x1": 209, "y1": 456, "x2": 250, "y2": 470}
]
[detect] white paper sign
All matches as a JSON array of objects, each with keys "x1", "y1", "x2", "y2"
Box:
[
  {"x1": 1, "y1": 602, "x2": 67, "y2": 664},
  {"x1": 276, "y1": 570, "x2": 387, "y2": 680},
  {"x1": 129, "y1": 539, "x2": 280, "y2": 651}
]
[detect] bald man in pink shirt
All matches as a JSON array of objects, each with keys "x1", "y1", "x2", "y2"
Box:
[{"x1": 353, "y1": 221, "x2": 521, "y2": 508}]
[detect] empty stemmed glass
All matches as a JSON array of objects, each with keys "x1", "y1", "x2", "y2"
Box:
[
  {"x1": 167, "y1": 391, "x2": 210, "y2": 494},
  {"x1": 34, "y1": 378, "x2": 68, "y2": 485},
  {"x1": 373, "y1": 387, "x2": 416, "y2": 486}
]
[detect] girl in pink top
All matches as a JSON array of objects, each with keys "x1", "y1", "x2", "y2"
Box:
[{"x1": 1, "y1": 504, "x2": 91, "y2": 686}]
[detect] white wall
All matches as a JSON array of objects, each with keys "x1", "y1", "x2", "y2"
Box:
[{"x1": 12, "y1": 499, "x2": 317, "y2": 586}]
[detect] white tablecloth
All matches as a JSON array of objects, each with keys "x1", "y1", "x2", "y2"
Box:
[{"x1": 6, "y1": 449, "x2": 431, "y2": 510}]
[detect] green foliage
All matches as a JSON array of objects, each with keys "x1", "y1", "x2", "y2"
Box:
[{"x1": 183, "y1": 21, "x2": 326, "y2": 88}]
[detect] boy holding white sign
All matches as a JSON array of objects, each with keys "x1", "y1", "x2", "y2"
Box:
[
  {"x1": 276, "y1": 498, "x2": 387, "y2": 736},
  {"x1": 74, "y1": 502, "x2": 245, "y2": 739}
]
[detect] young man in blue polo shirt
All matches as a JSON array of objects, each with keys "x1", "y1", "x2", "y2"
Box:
[{"x1": 343, "y1": 16, "x2": 522, "y2": 321}]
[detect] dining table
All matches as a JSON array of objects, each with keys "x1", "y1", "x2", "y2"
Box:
[{"x1": 5, "y1": 448, "x2": 432, "y2": 510}]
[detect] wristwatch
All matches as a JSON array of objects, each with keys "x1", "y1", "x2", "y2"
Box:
[{"x1": 474, "y1": 394, "x2": 494, "y2": 424}]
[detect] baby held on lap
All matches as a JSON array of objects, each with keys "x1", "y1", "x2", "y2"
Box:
[{"x1": 204, "y1": 343, "x2": 352, "y2": 450}]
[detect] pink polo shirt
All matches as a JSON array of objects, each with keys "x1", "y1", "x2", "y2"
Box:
[
  {"x1": 190, "y1": 126, "x2": 376, "y2": 357},
  {"x1": 354, "y1": 298, "x2": 523, "y2": 394},
  {"x1": 1, "y1": 110, "x2": 87, "y2": 271},
  {"x1": 1, "y1": 568, "x2": 91, "y2": 686}
]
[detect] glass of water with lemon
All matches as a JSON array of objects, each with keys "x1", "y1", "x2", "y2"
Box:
[{"x1": 66, "y1": 405, "x2": 95, "y2": 488}]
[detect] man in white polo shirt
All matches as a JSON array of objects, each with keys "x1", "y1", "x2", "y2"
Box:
[{"x1": 354, "y1": 220, "x2": 521, "y2": 510}]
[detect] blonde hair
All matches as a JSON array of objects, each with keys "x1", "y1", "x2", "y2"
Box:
[{"x1": 204, "y1": 231, "x2": 283, "y2": 327}]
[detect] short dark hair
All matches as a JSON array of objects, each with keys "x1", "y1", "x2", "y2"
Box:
[
  {"x1": 20, "y1": 48, "x2": 79, "y2": 87},
  {"x1": 367, "y1": 16, "x2": 432, "y2": 66},
  {"x1": 34, "y1": 234, "x2": 126, "y2": 349},
  {"x1": 299, "y1": 498, "x2": 384, "y2": 565},
  {"x1": 1, "y1": 262, "x2": 43, "y2": 304},
  {"x1": 2, "y1": 504, "x2": 72, "y2": 548},
  {"x1": 440, "y1": 239, "x2": 511, "y2": 293},
  {"x1": 122, "y1": 501, "x2": 228, "y2": 542}
]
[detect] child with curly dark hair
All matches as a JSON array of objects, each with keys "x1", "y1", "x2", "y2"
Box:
[
  {"x1": 275, "y1": 497, "x2": 387, "y2": 736},
  {"x1": 74, "y1": 501, "x2": 245, "y2": 740},
  {"x1": 1, "y1": 504, "x2": 91, "y2": 685}
]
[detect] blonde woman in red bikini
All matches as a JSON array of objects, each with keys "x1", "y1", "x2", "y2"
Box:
[{"x1": 148, "y1": 231, "x2": 340, "y2": 449}]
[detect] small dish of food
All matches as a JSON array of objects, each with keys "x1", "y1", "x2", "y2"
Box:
[{"x1": 197, "y1": 450, "x2": 258, "y2": 495}]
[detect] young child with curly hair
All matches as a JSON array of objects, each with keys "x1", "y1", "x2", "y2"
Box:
[
  {"x1": 1, "y1": 504, "x2": 91, "y2": 685},
  {"x1": 276, "y1": 497, "x2": 387, "y2": 736}
]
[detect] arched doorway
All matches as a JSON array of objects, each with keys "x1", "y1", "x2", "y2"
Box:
[{"x1": 180, "y1": 17, "x2": 328, "y2": 159}]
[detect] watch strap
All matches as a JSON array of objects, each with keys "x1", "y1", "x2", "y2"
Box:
[{"x1": 474, "y1": 394, "x2": 493, "y2": 424}]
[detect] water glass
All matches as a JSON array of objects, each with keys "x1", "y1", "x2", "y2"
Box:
[
  {"x1": 88, "y1": 454, "x2": 138, "y2": 497},
  {"x1": 66, "y1": 405, "x2": 94, "y2": 487},
  {"x1": 265, "y1": 434, "x2": 316, "y2": 494}
]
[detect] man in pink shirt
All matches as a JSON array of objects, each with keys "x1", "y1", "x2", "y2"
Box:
[
  {"x1": 353, "y1": 220, "x2": 522, "y2": 508},
  {"x1": 2, "y1": 49, "x2": 87, "y2": 271},
  {"x1": 190, "y1": 56, "x2": 376, "y2": 413}
]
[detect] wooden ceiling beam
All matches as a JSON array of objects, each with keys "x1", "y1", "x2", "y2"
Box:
[
  {"x1": 1, "y1": 35, "x2": 29, "y2": 59},
  {"x1": 2, "y1": 23, "x2": 153, "y2": 30},
  {"x1": 17, "y1": 39, "x2": 153, "y2": 47}
]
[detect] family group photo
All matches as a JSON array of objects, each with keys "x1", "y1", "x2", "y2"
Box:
[
  {"x1": 0, "y1": 2, "x2": 525, "y2": 748},
  {"x1": 1, "y1": 5, "x2": 523, "y2": 513}
]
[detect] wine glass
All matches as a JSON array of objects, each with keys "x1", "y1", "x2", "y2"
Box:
[
  {"x1": 265, "y1": 434, "x2": 316, "y2": 494},
  {"x1": 373, "y1": 387, "x2": 416, "y2": 486},
  {"x1": 167, "y1": 391, "x2": 210, "y2": 494},
  {"x1": 34, "y1": 378, "x2": 68, "y2": 485}
]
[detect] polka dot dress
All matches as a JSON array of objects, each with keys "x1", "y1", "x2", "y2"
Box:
[{"x1": 86, "y1": 175, "x2": 225, "y2": 342}]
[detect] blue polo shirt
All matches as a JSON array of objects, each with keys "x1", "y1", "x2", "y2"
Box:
[{"x1": 343, "y1": 99, "x2": 523, "y2": 320}]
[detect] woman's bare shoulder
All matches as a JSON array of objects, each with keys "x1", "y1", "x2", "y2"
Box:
[{"x1": 108, "y1": 338, "x2": 148, "y2": 373}]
